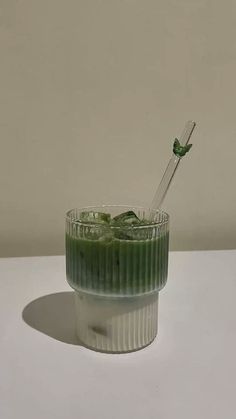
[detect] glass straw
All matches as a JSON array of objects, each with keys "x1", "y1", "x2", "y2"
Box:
[{"x1": 150, "y1": 120, "x2": 196, "y2": 212}]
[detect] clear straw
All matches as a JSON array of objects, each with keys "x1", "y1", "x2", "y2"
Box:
[{"x1": 150, "y1": 120, "x2": 196, "y2": 212}]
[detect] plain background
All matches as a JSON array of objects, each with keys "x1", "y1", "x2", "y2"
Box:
[{"x1": 0, "y1": 0, "x2": 236, "y2": 257}]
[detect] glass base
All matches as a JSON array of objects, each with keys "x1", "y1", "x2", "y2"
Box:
[{"x1": 74, "y1": 291, "x2": 158, "y2": 353}]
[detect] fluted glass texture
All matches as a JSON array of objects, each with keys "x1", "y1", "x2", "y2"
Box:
[{"x1": 66, "y1": 206, "x2": 169, "y2": 297}]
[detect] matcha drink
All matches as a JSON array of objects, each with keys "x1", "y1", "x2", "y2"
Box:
[
  {"x1": 66, "y1": 206, "x2": 169, "y2": 352},
  {"x1": 65, "y1": 121, "x2": 196, "y2": 353}
]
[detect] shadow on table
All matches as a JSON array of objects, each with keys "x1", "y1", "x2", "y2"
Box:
[{"x1": 22, "y1": 292, "x2": 82, "y2": 346}]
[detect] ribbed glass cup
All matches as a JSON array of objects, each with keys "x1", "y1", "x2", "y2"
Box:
[{"x1": 66, "y1": 205, "x2": 169, "y2": 352}]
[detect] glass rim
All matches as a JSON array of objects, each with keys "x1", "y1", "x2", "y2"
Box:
[{"x1": 66, "y1": 205, "x2": 169, "y2": 229}]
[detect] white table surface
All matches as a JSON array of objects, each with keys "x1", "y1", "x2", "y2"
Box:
[{"x1": 0, "y1": 250, "x2": 236, "y2": 419}]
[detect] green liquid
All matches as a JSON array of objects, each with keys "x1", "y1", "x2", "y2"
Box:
[{"x1": 66, "y1": 233, "x2": 169, "y2": 296}]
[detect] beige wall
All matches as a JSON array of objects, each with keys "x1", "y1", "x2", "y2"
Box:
[{"x1": 1, "y1": 0, "x2": 236, "y2": 257}]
